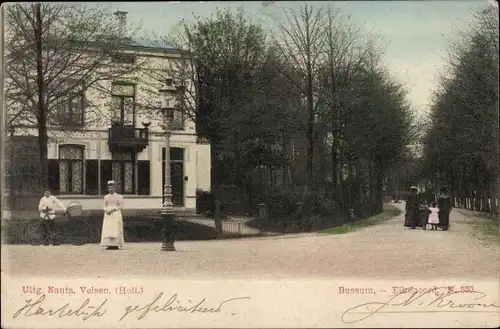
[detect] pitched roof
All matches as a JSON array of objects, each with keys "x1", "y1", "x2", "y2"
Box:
[{"x1": 128, "y1": 37, "x2": 178, "y2": 51}]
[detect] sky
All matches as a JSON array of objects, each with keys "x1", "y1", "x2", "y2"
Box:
[{"x1": 105, "y1": 0, "x2": 493, "y2": 116}]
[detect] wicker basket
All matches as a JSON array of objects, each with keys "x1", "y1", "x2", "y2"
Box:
[{"x1": 66, "y1": 201, "x2": 83, "y2": 218}]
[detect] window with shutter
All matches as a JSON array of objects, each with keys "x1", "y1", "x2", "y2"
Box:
[
  {"x1": 48, "y1": 159, "x2": 60, "y2": 194},
  {"x1": 85, "y1": 160, "x2": 99, "y2": 195},
  {"x1": 100, "y1": 160, "x2": 113, "y2": 195},
  {"x1": 137, "y1": 161, "x2": 150, "y2": 195}
]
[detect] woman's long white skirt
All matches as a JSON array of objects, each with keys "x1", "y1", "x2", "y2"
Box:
[{"x1": 100, "y1": 211, "x2": 125, "y2": 248}]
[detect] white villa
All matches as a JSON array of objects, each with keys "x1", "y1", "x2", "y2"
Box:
[{"x1": 5, "y1": 12, "x2": 210, "y2": 214}]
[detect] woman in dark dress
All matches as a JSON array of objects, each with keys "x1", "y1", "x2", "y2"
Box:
[
  {"x1": 438, "y1": 187, "x2": 452, "y2": 230},
  {"x1": 418, "y1": 197, "x2": 430, "y2": 230},
  {"x1": 404, "y1": 187, "x2": 420, "y2": 229}
]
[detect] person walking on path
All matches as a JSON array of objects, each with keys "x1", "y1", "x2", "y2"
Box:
[
  {"x1": 438, "y1": 187, "x2": 452, "y2": 231},
  {"x1": 404, "y1": 186, "x2": 420, "y2": 229},
  {"x1": 418, "y1": 197, "x2": 430, "y2": 230},
  {"x1": 38, "y1": 190, "x2": 67, "y2": 246},
  {"x1": 100, "y1": 180, "x2": 125, "y2": 250},
  {"x1": 428, "y1": 201, "x2": 440, "y2": 230}
]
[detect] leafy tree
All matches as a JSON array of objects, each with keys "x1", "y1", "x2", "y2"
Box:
[
  {"x1": 422, "y1": 5, "x2": 499, "y2": 214},
  {"x1": 343, "y1": 63, "x2": 416, "y2": 213},
  {"x1": 154, "y1": 8, "x2": 278, "y2": 193}
]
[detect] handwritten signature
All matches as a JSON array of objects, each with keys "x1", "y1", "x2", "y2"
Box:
[
  {"x1": 341, "y1": 286, "x2": 500, "y2": 324},
  {"x1": 120, "y1": 292, "x2": 250, "y2": 321},
  {"x1": 12, "y1": 294, "x2": 108, "y2": 321}
]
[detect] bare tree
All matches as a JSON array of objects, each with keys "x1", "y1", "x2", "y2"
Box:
[
  {"x1": 270, "y1": 4, "x2": 328, "y2": 192},
  {"x1": 317, "y1": 8, "x2": 377, "y2": 201},
  {"x1": 5, "y1": 3, "x2": 144, "y2": 188}
]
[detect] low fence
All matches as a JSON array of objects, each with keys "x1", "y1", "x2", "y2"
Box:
[
  {"x1": 210, "y1": 219, "x2": 276, "y2": 238},
  {"x1": 452, "y1": 197, "x2": 498, "y2": 214},
  {"x1": 3, "y1": 215, "x2": 275, "y2": 245},
  {"x1": 247, "y1": 215, "x2": 343, "y2": 234},
  {"x1": 5, "y1": 199, "x2": 368, "y2": 245}
]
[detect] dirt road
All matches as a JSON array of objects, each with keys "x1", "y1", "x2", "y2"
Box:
[{"x1": 4, "y1": 203, "x2": 498, "y2": 279}]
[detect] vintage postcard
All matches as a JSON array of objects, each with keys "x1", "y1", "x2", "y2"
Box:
[{"x1": 1, "y1": 1, "x2": 499, "y2": 328}]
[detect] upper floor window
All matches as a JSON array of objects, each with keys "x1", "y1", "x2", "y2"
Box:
[
  {"x1": 111, "y1": 82, "x2": 135, "y2": 126},
  {"x1": 53, "y1": 88, "x2": 85, "y2": 127},
  {"x1": 162, "y1": 107, "x2": 184, "y2": 131},
  {"x1": 111, "y1": 53, "x2": 136, "y2": 65},
  {"x1": 172, "y1": 110, "x2": 185, "y2": 131}
]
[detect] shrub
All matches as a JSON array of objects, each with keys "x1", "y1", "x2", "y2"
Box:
[
  {"x1": 3, "y1": 216, "x2": 220, "y2": 244},
  {"x1": 318, "y1": 197, "x2": 337, "y2": 215},
  {"x1": 266, "y1": 192, "x2": 302, "y2": 218},
  {"x1": 302, "y1": 191, "x2": 338, "y2": 216},
  {"x1": 196, "y1": 189, "x2": 214, "y2": 215}
]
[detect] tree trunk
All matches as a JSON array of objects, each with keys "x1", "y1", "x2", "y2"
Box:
[
  {"x1": 210, "y1": 141, "x2": 223, "y2": 235},
  {"x1": 460, "y1": 165, "x2": 466, "y2": 208},
  {"x1": 355, "y1": 158, "x2": 362, "y2": 216},
  {"x1": 331, "y1": 135, "x2": 338, "y2": 189},
  {"x1": 461, "y1": 166, "x2": 467, "y2": 208},
  {"x1": 35, "y1": 3, "x2": 48, "y2": 190},
  {"x1": 282, "y1": 138, "x2": 289, "y2": 192},
  {"x1": 347, "y1": 158, "x2": 353, "y2": 216},
  {"x1": 491, "y1": 180, "x2": 496, "y2": 214},
  {"x1": 337, "y1": 142, "x2": 344, "y2": 207},
  {"x1": 368, "y1": 161, "x2": 373, "y2": 216},
  {"x1": 210, "y1": 140, "x2": 219, "y2": 203},
  {"x1": 375, "y1": 161, "x2": 385, "y2": 214},
  {"x1": 315, "y1": 132, "x2": 325, "y2": 194},
  {"x1": 306, "y1": 60, "x2": 315, "y2": 192},
  {"x1": 494, "y1": 95, "x2": 500, "y2": 217},
  {"x1": 306, "y1": 117, "x2": 314, "y2": 192}
]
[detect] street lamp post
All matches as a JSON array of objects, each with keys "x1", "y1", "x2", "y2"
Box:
[{"x1": 159, "y1": 79, "x2": 177, "y2": 251}]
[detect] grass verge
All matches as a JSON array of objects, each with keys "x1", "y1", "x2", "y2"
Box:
[
  {"x1": 319, "y1": 205, "x2": 402, "y2": 235},
  {"x1": 471, "y1": 213, "x2": 499, "y2": 246}
]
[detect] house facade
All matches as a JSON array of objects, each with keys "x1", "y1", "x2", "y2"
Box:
[{"x1": 5, "y1": 13, "x2": 210, "y2": 216}]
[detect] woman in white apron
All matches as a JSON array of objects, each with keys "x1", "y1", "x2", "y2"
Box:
[{"x1": 100, "y1": 180, "x2": 125, "y2": 250}]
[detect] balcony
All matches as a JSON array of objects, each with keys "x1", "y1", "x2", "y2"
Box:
[{"x1": 108, "y1": 124, "x2": 149, "y2": 153}]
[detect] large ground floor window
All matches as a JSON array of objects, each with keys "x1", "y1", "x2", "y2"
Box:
[
  {"x1": 48, "y1": 147, "x2": 151, "y2": 196},
  {"x1": 44, "y1": 146, "x2": 188, "y2": 197},
  {"x1": 58, "y1": 145, "x2": 84, "y2": 194},
  {"x1": 101, "y1": 152, "x2": 135, "y2": 195}
]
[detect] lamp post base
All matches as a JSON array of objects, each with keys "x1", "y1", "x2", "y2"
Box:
[
  {"x1": 160, "y1": 213, "x2": 176, "y2": 252},
  {"x1": 161, "y1": 177, "x2": 175, "y2": 251}
]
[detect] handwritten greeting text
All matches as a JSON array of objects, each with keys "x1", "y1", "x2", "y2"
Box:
[
  {"x1": 13, "y1": 295, "x2": 108, "y2": 321},
  {"x1": 120, "y1": 292, "x2": 251, "y2": 321},
  {"x1": 11, "y1": 293, "x2": 251, "y2": 322}
]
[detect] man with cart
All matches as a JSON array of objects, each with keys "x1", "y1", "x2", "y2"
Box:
[{"x1": 38, "y1": 189, "x2": 67, "y2": 246}]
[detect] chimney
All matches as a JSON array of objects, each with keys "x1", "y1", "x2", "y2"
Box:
[{"x1": 114, "y1": 11, "x2": 128, "y2": 37}]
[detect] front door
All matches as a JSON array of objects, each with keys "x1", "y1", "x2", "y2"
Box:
[
  {"x1": 162, "y1": 147, "x2": 184, "y2": 207},
  {"x1": 170, "y1": 161, "x2": 184, "y2": 206}
]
